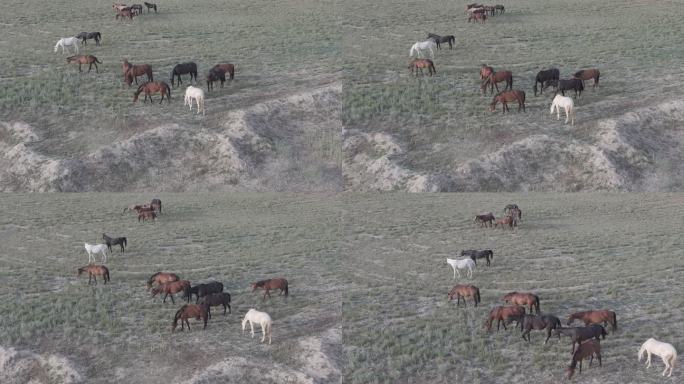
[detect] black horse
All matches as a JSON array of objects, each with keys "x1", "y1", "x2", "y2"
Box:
[
  {"x1": 506, "y1": 314, "x2": 562, "y2": 344},
  {"x1": 555, "y1": 325, "x2": 607, "y2": 354},
  {"x1": 206, "y1": 68, "x2": 226, "y2": 91},
  {"x1": 170, "y1": 62, "x2": 198, "y2": 87},
  {"x1": 143, "y1": 2, "x2": 157, "y2": 13},
  {"x1": 129, "y1": 4, "x2": 143, "y2": 15},
  {"x1": 75, "y1": 32, "x2": 101, "y2": 46},
  {"x1": 545, "y1": 78, "x2": 584, "y2": 99},
  {"x1": 461, "y1": 249, "x2": 493, "y2": 266},
  {"x1": 102, "y1": 233, "x2": 127, "y2": 252},
  {"x1": 427, "y1": 33, "x2": 456, "y2": 49},
  {"x1": 198, "y1": 292, "x2": 231, "y2": 318},
  {"x1": 533, "y1": 68, "x2": 559, "y2": 96},
  {"x1": 185, "y1": 281, "x2": 224, "y2": 303},
  {"x1": 151, "y1": 198, "x2": 162, "y2": 214}
]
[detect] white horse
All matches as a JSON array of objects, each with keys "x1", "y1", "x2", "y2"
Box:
[
  {"x1": 241, "y1": 309, "x2": 272, "y2": 344},
  {"x1": 409, "y1": 40, "x2": 436, "y2": 59},
  {"x1": 84, "y1": 243, "x2": 108, "y2": 263},
  {"x1": 184, "y1": 86, "x2": 205, "y2": 115},
  {"x1": 639, "y1": 338, "x2": 677, "y2": 377},
  {"x1": 446, "y1": 258, "x2": 475, "y2": 279},
  {"x1": 54, "y1": 37, "x2": 80, "y2": 54},
  {"x1": 550, "y1": 94, "x2": 576, "y2": 125}
]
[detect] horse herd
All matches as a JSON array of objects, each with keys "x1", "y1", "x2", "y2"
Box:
[
  {"x1": 445, "y1": 203, "x2": 678, "y2": 379},
  {"x1": 465, "y1": 3, "x2": 506, "y2": 24}
]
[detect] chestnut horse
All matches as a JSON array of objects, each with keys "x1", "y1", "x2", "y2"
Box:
[
  {"x1": 573, "y1": 68, "x2": 600, "y2": 89},
  {"x1": 489, "y1": 90, "x2": 525, "y2": 113},
  {"x1": 408, "y1": 58, "x2": 436, "y2": 76},
  {"x1": 152, "y1": 280, "x2": 190, "y2": 303},
  {"x1": 494, "y1": 215, "x2": 515, "y2": 229},
  {"x1": 481, "y1": 70, "x2": 513, "y2": 95},
  {"x1": 503, "y1": 292, "x2": 540, "y2": 314},
  {"x1": 147, "y1": 272, "x2": 179, "y2": 289},
  {"x1": 78, "y1": 265, "x2": 110, "y2": 284},
  {"x1": 122, "y1": 59, "x2": 153, "y2": 85},
  {"x1": 566, "y1": 339, "x2": 601, "y2": 379},
  {"x1": 479, "y1": 64, "x2": 494, "y2": 80},
  {"x1": 484, "y1": 305, "x2": 525, "y2": 331},
  {"x1": 133, "y1": 82, "x2": 171, "y2": 104},
  {"x1": 172, "y1": 304, "x2": 208, "y2": 332},
  {"x1": 66, "y1": 55, "x2": 101, "y2": 73},
  {"x1": 138, "y1": 210, "x2": 157, "y2": 221},
  {"x1": 251, "y1": 278, "x2": 289, "y2": 300},
  {"x1": 567, "y1": 310, "x2": 617, "y2": 333},
  {"x1": 448, "y1": 284, "x2": 481, "y2": 307}
]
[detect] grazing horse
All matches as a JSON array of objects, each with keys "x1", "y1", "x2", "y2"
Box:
[
  {"x1": 474, "y1": 212, "x2": 495, "y2": 227},
  {"x1": 184, "y1": 86, "x2": 205, "y2": 115},
  {"x1": 494, "y1": 215, "x2": 515, "y2": 228},
  {"x1": 566, "y1": 339, "x2": 602, "y2": 379},
  {"x1": 170, "y1": 62, "x2": 198, "y2": 87},
  {"x1": 533, "y1": 68, "x2": 559, "y2": 96},
  {"x1": 408, "y1": 59, "x2": 436, "y2": 77},
  {"x1": 446, "y1": 258, "x2": 475, "y2": 279},
  {"x1": 75, "y1": 32, "x2": 101, "y2": 46},
  {"x1": 468, "y1": 12, "x2": 487, "y2": 23},
  {"x1": 78, "y1": 265, "x2": 110, "y2": 285},
  {"x1": 133, "y1": 82, "x2": 171, "y2": 104},
  {"x1": 184, "y1": 281, "x2": 224, "y2": 303},
  {"x1": 66, "y1": 55, "x2": 101, "y2": 73},
  {"x1": 503, "y1": 292, "x2": 540, "y2": 314},
  {"x1": 147, "y1": 272, "x2": 179, "y2": 289},
  {"x1": 489, "y1": 90, "x2": 526, "y2": 113},
  {"x1": 481, "y1": 71, "x2": 513, "y2": 95},
  {"x1": 242, "y1": 309, "x2": 273, "y2": 344},
  {"x1": 484, "y1": 305, "x2": 525, "y2": 331},
  {"x1": 122, "y1": 59, "x2": 153, "y2": 85},
  {"x1": 555, "y1": 325, "x2": 607, "y2": 354},
  {"x1": 409, "y1": 40, "x2": 437, "y2": 59},
  {"x1": 84, "y1": 243, "x2": 108, "y2": 263},
  {"x1": 545, "y1": 78, "x2": 584, "y2": 99},
  {"x1": 198, "y1": 293, "x2": 232, "y2": 318},
  {"x1": 448, "y1": 284, "x2": 481, "y2": 307},
  {"x1": 172, "y1": 304, "x2": 208, "y2": 332},
  {"x1": 102, "y1": 233, "x2": 127, "y2": 252},
  {"x1": 116, "y1": 8, "x2": 134, "y2": 20},
  {"x1": 150, "y1": 198, "x2": 162, "y2": 214},
  {"x1": 152, "y1": 280, "x2": 191, "y2": 304},
  {"x1": 567, "y1": 310, "x2": 617, "y2": 333},
  {"x1": 54, "y1": 37, "x2": 79, "y2": 54},
  {"x1": 573, "y1": 68, "x2": 600, "y2": 89},
  {"x1": 550, "y1": 94, "x2": 576, "y2": 125},
  {"x1": 504, "y1": 204, "x2": 522, "y2": 220},
  {"x1": 138, "y1": 210, "x2": 157, "y2": 222},
  {"x1": 479, "y1": 64, "x2": 494, "y2": 80},
  {"x1": 144, "y1": 2, "x2": 157, "y2": 12},
  {"x1": 427, "y1": 33, "x2": 456, "y2": 49},
  {"x1": 213, "y1": 63, "x2": 235, "y2": 80},
  {"x1": 251, "y1": 278, "x2": 289, "y2": 299},
  {"x1": 461, "y1": 249, "x2": 493, "y2": 267},
  {"x1": 506, "y1": 314, "x2": 562, "y2": 343},
  {"x1": 206, "y1": 68, "x2": 226, "y2": 91},
  {"x1": 639, "y1": 338, "x2": 677, "y2": 377}
]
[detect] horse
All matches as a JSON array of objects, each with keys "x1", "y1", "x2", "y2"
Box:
[
  {"x1": 147, "y1": 272, "x2": 179, "y2": 289},
  {"x1": 484, "y1": 305, "x2": 525, "y2": 331},
  {"x1": 503, "y1": 204, "x2": 522, "y2": 220},
  {"x1": 550, "y1": 94, "x2": 576, "y2": 125},
  {"x1": 251, "y1": 278, "x2": 289, "y2": 300},
  {"x1": 206, "y1": 68, "x2": 226, "y2": 91},
  {"x1": 66, "y1": 55, "x2": 101, "y2": 73},
  {"x1": 129, "y1": 4, "x2": 143, "y2": 15},
  {"x1": 446, "y1": 258, "x2": 475, "y2": 279},
  {"x1": 505, "y1": 314, "x2": 562, "y2": 343},
  {"x1": 54, "y1": 37, "x2": 79, "y2": 54},
  {"x1": 468, "y1": 12, "x2": 487, "y2": 23},
  {"x1": 448, "y1": 284, "x2": 480, "y2": 307},
  {"x1": 481, "y1": 71, "x2": 513, "y2": 95},
  {"x1": 170, "y1": 62, "x2": 198, "y2": 87},
  {"x1": 567, "y1": 310, "x2": 617, "y2": 333},
  {"x1": 474, "y1": 212, "x2": 495, "y2": 227},
  {"x1": 77, "y1": 265, "x2": 110, "y2": 285},
  {"x1": 138, "y1": 210, "x2": 157, "y2": 222},
  {"x1": 573, "y1": 68, "x2": 600, "y2": 89},
  {"x1": 408, "y1": 59, "x2": 436, "y2": 77},
  {"x1": 489, "y1": 90, "x2": 526, "y2": 114},
  {"x1": 479, "y1": 64, "x2": 494, "y2": 80},
  {"x1": 152, "y1": 280, "x2": 191, "y2": 304},
  {"x1": 565, "y1": 339, "x2": 602, "y2": 379},
  {"x1": 483, "y1": 5, "x2": 496, "y2": 16},
  {"x1": 184, "y1": 281, "x2": 224, "y2": 303},
  {"x1": 545, "y1": 78, "x2": 584, "y2": 99},
  {"x1": 172, "y1": 304, "x2": 208, "y2": 332},
  {"x1": 184, "y1": 86, "x2": 205, "y2": 115},
  {"x1": 242, "y1": 309, "x2": 272, "y2": 344},
  {"x1": 122, "y1": 59, "x2": 153, "y2": 86},
  {"x1": 75, "y1": 32, "x2": 101, "y2": 46},
  {"x1": 503, "y1": 292, "x2": 540, "y2": 314},
  {"x1": 494, "y1": 4, "x2": 505, "y2": 14},
  {"x1": 409, "y1": 40, "x2": 437, "y2": 59},
  {"x1": 639, "y1": 338, "x2": 677, "y2": 377},
  {"x1": 84, "y1": 243, "x2": 108, "y2": 263},
  {"x1": 461, "y1": 249, "x2": 493, "y2": 267},
  {"x1": 555, "y1": 325, "x2": 607, "y2": 354},
  {"x1": 115, "y1": 8, "x2": 134, "y2": 20},
  {"x1": 144, "y1": 2, "x2": 157, "y2": 12},
  {"x1": 198, "y1": 293, "x2": 231, "y2": 318},
  {"x1": 213, "y1": 63, "x2": 235, "y2": 80},
  {"x1": 102, "y1": 233, "x2": 127, "y2": 252},
  {"x1": 427, "y1": 33, "x2": 455, "y2": 49},
  {"x1": 533, "y1": 68, "x2": 559, "y2": 96},
  {"x1": 494, "y1": 215, "x2": 515, "y2": 228},
  {"x1": 133, "y1": 82, "x2": 171, "y2": 104},
  {"x1": 124, "y1": 204, "x2": 153, "y2": 214}
]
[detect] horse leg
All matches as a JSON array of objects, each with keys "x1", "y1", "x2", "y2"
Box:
[
  {"x1": 170, "y1": 294, "x2": 175, "y2": 304},
  {"x1": 162, "y1": 293, "x2": 168, "y2": 303},
  {"x1": 78, "y1": 63, "x2": 82, "y2": 73},
  {"x1": 646, "y1": 352, "x2": 652, "y2": 368},
  {"x1": 250, "y1": 321, "x2": 255, "y2": 338},
  {"x1": 545, "y1": 328, "x2": 552, "y2": 344}
]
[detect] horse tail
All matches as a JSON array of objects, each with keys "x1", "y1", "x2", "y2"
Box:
[
  {"x1": 475, "y1": 288, "x2": 481, "y2": 305},
  {"x1": 534, "y1": 296, "x2": 540, "y2": 313},
  {"x1": 165, "y1": 83, "x2": 171, "y2": 99},
  {"x1": 105, "y1": 268, "x2": 110, "y2": 282},
  {"x1": 284, "y1": 282, "x2": 289, "y2": 296},
  {"x1": 169, "y1": 68, "x2": 175, "y2": 84},
  {"x1": 612, "y1": 312, "x2": 617, "y2": 331}
]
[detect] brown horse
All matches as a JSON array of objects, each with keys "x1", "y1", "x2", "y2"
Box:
[
  {"x1": 116, "y1": 8, "x2": 134, "y2": 20},
  {"x1": 78, "y1": 265, "x2": 110, "y2": 284},
  {"x1": 408, "y1": 58, "x2": 436, "y2": 76},
  {"x1": 484, "y1": 305, "x2": 526, "y2": 331},
  {"x1": 567, "y1": 310, "x2": 617, "y2": 333},
  {"x1": 489, "y1": 90, "x2": 526, "y2": 113},
  {"x1": 122, "y1": 59, "x2": 153, "y2": 86},
  {"x1": 172, "y1": 304, "x2": 208, "y2": 332},
  {"x1": 566, "y1": 339, "x2": 602, "y2": 379},
  {"x1": 503, "y1": 292, "x2": 540, "y2": 314},
  {"x1": 468, "y1": 12, "x2": 487, "y2": 23},
  {"x1": 133, "y1": 81, "x2": 170, "y2": 104},
  {"x1": 251, "y1": 278, "x2": 289, "y2": 300},
  {"x1": 152, "y1": 280, "x2": 190, "y2": 303},
  {"x1": 448, "y1": 284, "x2": 481, "y2": 307},
  {"x1": 147, "y1": 272, "x2": 180, "y2": 289},
  {"x1": 479, "y1": 64, "x2": 494, "y2": 80},
  {"x1": 138, "y1": 210, "x2": 157, "y2": 222},
  {"x1": 481, "y1": 70, "x2": 513, "y2": 95},
  {"x1": 573, "y1": 68, "x2": 600, "y2": 89},
  {"x1": 213, "y1": 63, "x2": 235, "y2": 80},
  {"x1": 66, "y1": 55, "x2": 101, "y2": 73},
  {"x1": 474, "y1": 212, "x2": 495, "y2": 227}
]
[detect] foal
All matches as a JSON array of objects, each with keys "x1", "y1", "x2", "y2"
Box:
[
  {"x1": 66, "y1": 55, "x2": 101, "y2": 73},
  {"x1": 408, "y1": 58, "x2": 436, "y2": 76},
  {"x1": 78, "y1": 265, "x2": 110, "y2": 284},
  {"x1": 566, "y1": 339, "x2": 601, "y2": 379}
]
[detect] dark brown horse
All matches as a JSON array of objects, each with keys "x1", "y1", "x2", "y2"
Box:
[
  {"x1": 474, "y1": 212, "x2": 495, "y2": 227},
  {"x1": 144, "y1": 2, "x2": 157, "y2": 12},
  {"x1": 408, "y1": 58, "x2": 436, "y2": 76},
  {"x1": 66, "y1": 55, "x2": 101, "y2": 73},
  {"x1": 251, "y1": 278, "x2": 289, "y2": 300},
  {"x1": 481, "y1": 70, "x2": 513, "y2": 95},
  {"x1": 152, "y1": 280, "x2": 190, "y2": 303},
  {"x1": 479, "y1": 64, "x2": 494, "y2": 80},
  {"x1": 198, "y1": 292, "x2": 231, "y2": 318},
  {"x1": 213, "y1": 63, "x2": 235, "y2": 80},
  {"x1": 169, "y1": 62, "x2": 197, "y2": 87},
  {"x1": 505, "y1": 314, "x2": 562, "y2": 343},
  {"x1": 138, "y1": 209, "x2": 157, "y2": 222},
  {"x1": 565, "y1": 339, "x2": 602, "y2": 379},
  {"x1": 206, "y1": 68, "x2": 226, "y2": 91},
  {"x1": 555, "y1": 325, "x2": 607, "y2": 354},
  {"x1": 489, "y1": 90, "x2": 525, "y2": 113},
  {"x1": 150, "y1": 198, "x2": 162, "y2": 214},
  {"x1": 484, "y1": 305, "x2": 526, "y2": 331},
  {"x1": 573, "y1": 68, "x2": 600, "y2": 89},
  {"x1": 448, "y1": 284, "x2": 481, "y2": 307},
  {"x1": 567, "y1": 310, "x2": 617, "y2": 333},
  {"x1": 503, "y1": 292, "x2": 540, "y2": 314},
  {"x1": 461, "y1": 249, "x2": 493, "y2": 266},
  {"x1": 133, "y1": 81, "x2": 170, "y2": 104},
  {"x1": 78, "y1": 265, "x2": 110, "y2": 284},
  {"x1": 122, "y1": 59, "x2": 153, "y2": 86},
  {"x1": 172, "y1": 304, "x2": 208, "y2": 332},
  {"x1": 147, "y1": 272, "x2": 179, "y2": 289}
]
